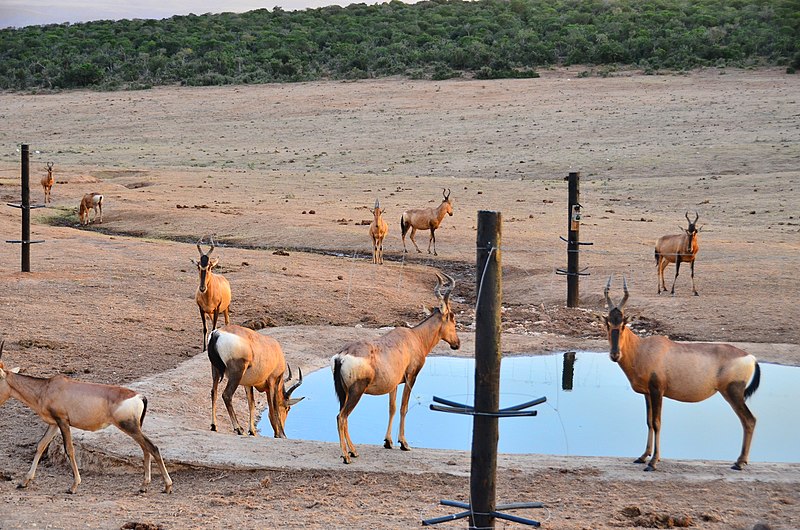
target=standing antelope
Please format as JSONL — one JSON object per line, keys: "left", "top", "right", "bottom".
{"left": 192, "top": 236, "right": 232, "bottom": 351}
{"left": 400, "top": 188, "right": 453, "bottom": 256}
{"left": 370, "top": 198, "right": 389, "bottom": 264}
{"left": 41, "top": 162, "right": 54, "bottom": 204}
{"left": 207, "top": 325, "right": 304, "bottom": 437}
{"left": 603, "top": 276, "right": 760, "bottom": 471}
{"left": 332, "top": 272, "right": 460, "bottom": 464}
{"left": 78, "top": 192, "right": 103, "bottom": 225}
{"left": 655, "top": 211, "right": 701, "bottom": 295}
{"left": 0, "top": 341, "right": 173, "bottom": 494}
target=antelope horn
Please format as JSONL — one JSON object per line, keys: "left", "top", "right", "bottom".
{"left": 196, "top": 239, "right": 204, "bottom": 255}
{"left": 284, "top": 366, "right": 303, "bottom": 398}
{"left": 374, "top": 198, "right": 380, "bottom": 209}
{"left": 438, "top": 272, "right": 455, "bottom": 300}
{"left": 208, "top": 235, "right": 215, "bottom": 255}
{"left": 620, "top": 276, "right": 630, "bottom": 309}
{"left": 0, "top": 340, "right": 4, "bottom": 360}
{"left": 604, "top": 275, "right": 615, "bottom": 310}
{"left": 685, "top": 211, "right": 691, "bottom": 224}
{"left": 693, "top": 211, "right": 699, "bottom": 224}
{"left": 46, "top": 161, "right": 53, "bottom": 169}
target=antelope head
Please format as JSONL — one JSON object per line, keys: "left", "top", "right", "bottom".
{"left": 45, "top": 162, "right": 53, "bottom": 175}
{"left": 442, "top": 188, "right": 453, "bottom": 216}
{"left": 371, "top": 198, "right": 384, "bottom": 217}
{"left": 191, "top": 235, "right": 218, "bottom": 293}
{"left": 434, "top": 272, "right": 460, "bottom": 350}
{"left": 683, "top": 211, "right": 701, "bottom": 252}
{"left": 276, "top": 365, "right": 305, "bottom": 436}
{"left": 603, "top": 275, "right": 630, "bottom": 363}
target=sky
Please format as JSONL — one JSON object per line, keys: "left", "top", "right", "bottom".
{"left": 0, "top": 0, "right": 376, "bottom": 29}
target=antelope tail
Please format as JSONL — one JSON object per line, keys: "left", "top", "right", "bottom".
{"left": 332, "top": 355, "right": 347, "bottom": 409}
{"left": 744, "top": 362, "right": 761, "bottom": 401}
{"left": 654, "top": 248, "right": 660, "bottom": 265}
{"left": 140, "top": 396, "right": 148, "bottom": 427}
{"left": 207, "top": 330, "right": 226, "bottom": 376}
{"left": 400, "top": 215, "right": 409, "bottom": 237}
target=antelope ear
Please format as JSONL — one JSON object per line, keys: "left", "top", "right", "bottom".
{"left": 422, "top": 305, "right": 432, "bottom": 317}
{"left": 11, "top": 367, "right": 20, "bottom": 374}
{"left": 210, "top": 258, "right": 219, "bottom": 268}
{"left": 287, "top": 397, "right": 305, "bottom": 406}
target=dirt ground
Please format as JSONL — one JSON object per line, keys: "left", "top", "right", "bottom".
{"left": 0, "top": 67, "right": 798, "bottom": 529}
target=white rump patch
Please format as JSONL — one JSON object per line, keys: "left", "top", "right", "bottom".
{"left": 332, "top": 354, "right": 370, "bottom": 388}
{"left": 115, "top": 395, "right": 144, "bottom": 422}
{"left": 215, "top": 331, "right": 244, "bottom": 365}
{"left": 92, "top": 195, "right": 103, "bottom": 206}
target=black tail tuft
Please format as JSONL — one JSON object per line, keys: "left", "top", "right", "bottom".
{"left": 207, "top": 330, "right": 227, "bottom": 376}
{"left": 333, "top": 356, "right": 346, "bottom": 410}
{"left": 654, "top": 248, "right": 660, "bottom": 265}
{"left": 140, "top": 396, "right": 148, "bottom": 427}
{"left": 744, "top": 362, "right": 761, "bottom": 401}
{"left": 400, "top": 215, "right": 409, "bottom": 237}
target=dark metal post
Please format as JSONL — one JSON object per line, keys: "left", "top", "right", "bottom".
{"left": 567, "top": 171, "right": 580, "bottom": 307}
{"left": 471, "top": 210, "right": 502, "bottom": 530}
{"left": 21, "top": 144, "right": 31, "bottom": 272}
{"left": 561, "top": 351, "right": 576, "bottom": 391}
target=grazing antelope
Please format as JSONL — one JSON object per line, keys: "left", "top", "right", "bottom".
{"left": 207, "top": 325, "right": 304, "bottom": 437}
{"left": 192, "top": 236, "right": 232, "bottom": 351}
{"left": 0, "top": 341, "right": 173, "bottom": 494}
{"left": 78, "top": 192, "right": 103, "bottom": 225}
{"left": 655, "top": 211, "right": 701, "bottom": 295}
{"left": 603, "top": 276, "right": 760, "bottom": 471}
{"left": 41, "top": 162, "right": 54, "bottom": 204}
{"left": 332, "top": 272, "right": 460, "bottom": 464}
{"left": 400, "top": 188, "right": 453, "bottom": 256}
{"left": 370, "top": 198, "right": 389, "bottom": 264}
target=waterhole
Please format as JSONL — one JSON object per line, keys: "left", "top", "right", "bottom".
{"left": 260, "top": 352, "right": 799, "bottom": 463}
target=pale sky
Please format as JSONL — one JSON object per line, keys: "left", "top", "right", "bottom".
{"left": 0, "top": 0, "right": 376, "bottom": 28}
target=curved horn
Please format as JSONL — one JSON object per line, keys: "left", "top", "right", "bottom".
{"left": 208, "top": 235, "right": 215, "bottom": 255}
{"left": 0, "top": 340, "right": 4, "bottom": 360}
{"left": 374, "top": 198, "right": 380, "bottom": 209}
{"left": 196, "top": 238, "right": 204, "bottom": 255}
{"left": 693, "top": 211, "right": 699, "bottom": 224}
{"left": 443, "top": 188, "right": 451, "bottom": 200}
{"left": 438, "top": 272, "right": 455, "bottom": 301}
{"left": 620, "top": 276, "right": 630, "bottom": 309}
{"left": 604, "top": 275, "right": 615, "bottom": 310}
{"left": 46, "top": 161, "right": 53, "bottom": 169}
{"left": 284, "top": 366, "right": 303, "bottom": 398}
{"left": 685, "top": 211, "right": 691, "bottom": 224}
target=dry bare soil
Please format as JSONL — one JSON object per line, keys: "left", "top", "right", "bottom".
{"left": 0, "top": 68, "right": 798, "bottom": 529}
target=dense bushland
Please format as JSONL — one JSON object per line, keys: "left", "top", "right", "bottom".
{"left": 1, "top": 0, "right": 797, "bottom": 90}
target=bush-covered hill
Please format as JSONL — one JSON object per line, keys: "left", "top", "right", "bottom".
{"left": 1, "top": 0, "right": 798, "bottom": 90}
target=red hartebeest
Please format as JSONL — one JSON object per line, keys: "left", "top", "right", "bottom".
{"left": 370, "top": 198, "right": 389, "bottom": 264}
{"left": 192, "top": 235, "right": 232, "bottom": 351}
{"left": 400, "top": 188, "right": 453, "bottom": 256}
{"left": 41, "top": 162, "right": 54, "bottom": 204}
{"left": 655, "top": 211, "right": 701, "bottom": 295}
{"left": 78, "top": 192, "right": 103, "bottom": 225}
{"left": 603, "top": 276, "right": 760, "bottom": 471}
{"left": 332, "top": 272, "right": 460, "bottom": 463}
{"left": 0, "top": 341, "right": 173, "bottom": 494}
{"left": 207, "top": 325, "right": 304, "bottom": 437}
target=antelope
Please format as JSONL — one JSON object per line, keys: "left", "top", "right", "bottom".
{"left": 332, "top": 272, "right": 460, "bottom": 464}
{"left": 78, "top": 192, "right": 103, "bottom": 225}
{"left": 207, "top": 325, "right": 304, "bottom": 437}
{"left": 400, "top": 188, "right": 453, "bottom": 256}
{"left": 370, "top": 198, "right": 389, "bottom": 264}
{"left": 0, "top": 341, "right": 173, "bottom": 494}
{"left": 41, "top": 162, "right": 54, "bottom": 204}
{"left": 655, "top": 211, "right": 701, "bottom": 295}
{"left": 603, "top": 276, "right": 760, "bottom": 471}
{"left": 192, "top": 235, "right": 231, "bottom": 351}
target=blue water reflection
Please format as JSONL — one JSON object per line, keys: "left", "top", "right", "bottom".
{"left": 260, "top": 352, "right": 799, "bottom": 463}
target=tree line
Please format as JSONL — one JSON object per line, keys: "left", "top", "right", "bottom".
{"left": 1, "top": 0, "right": 797, "bottom": 90}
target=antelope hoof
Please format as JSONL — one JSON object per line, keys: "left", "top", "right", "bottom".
{"left": 210, "top": 424, "right": 217, "bottom": 432}
{"left": 163, "top": 483, "right": 173, "bottom": 494}
{"left": 234, "top": 428, "right": 244, "bottom": 435}
{"left": 17, "top": 482, "right": 29, "bottom": 490}
{"left": 694, "top": 292, "right": 699, "bottom": 296}
{"left": 341, "top": 455, "right": 351, "bottom": 464}
{"left": 384, "top": 439, "right": 393, "bottom": 449}
{"left": 732, "top": 461, "right": 747, "bottom": 471}
{"left": 634, "top": 456, "right": 647, "bottom": 464}
{"left": 248, "top": 430, "right": 256, "bottom": 436}
{"left": 400, "top": 441, "right": 411, "bottom": 451}
{"left": 644, "top": 464, "right": 657, "bottom": 472}
{"left": 139, "top": 485, "right": 149, "bottom": 494}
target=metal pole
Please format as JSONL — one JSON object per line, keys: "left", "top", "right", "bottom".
{"left": 567, "top": 171, "right": 580, "bottom": 307}
{"left": 21, "top": 144, "right": 31, "bottom": 272}
{"left": 470, "top": 210, "right": 502, "bottom": 530}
